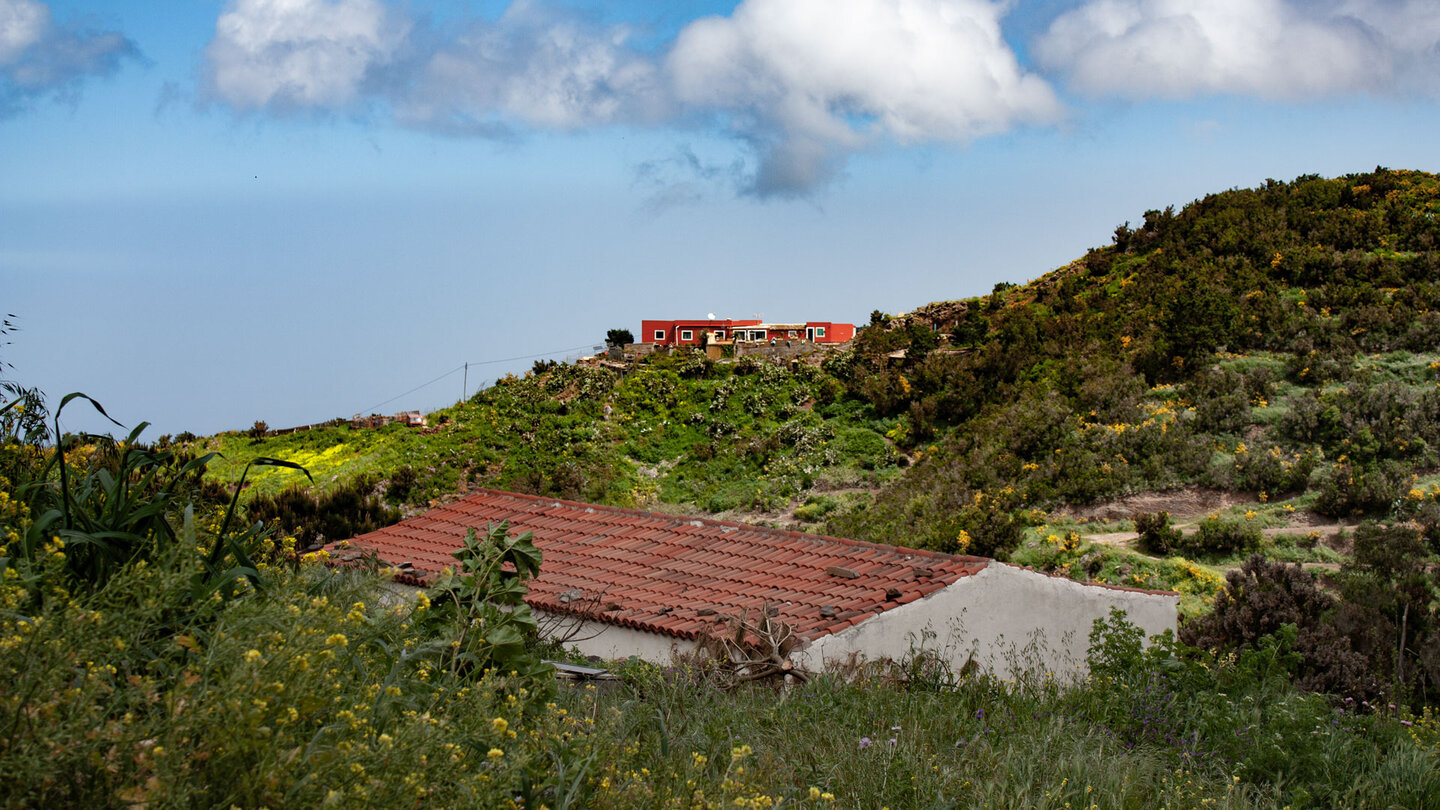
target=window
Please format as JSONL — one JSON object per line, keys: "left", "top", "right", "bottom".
{"left": 680, "top": 329, "right": 693, "bottom": 341}
{"left": 715, "top": 330, "right": 725, "bottom": 338}
{"left": 815, "top": 327, "right": 826, "bottom": 338}
{"left": 654, "top": 329, "right": 666, "bottom": 341}
{"left": 751, "top": 330, "right": 766, "bottom": 341}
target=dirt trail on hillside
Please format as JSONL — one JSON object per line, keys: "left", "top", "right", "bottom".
{"left": 1064, "top": 486, "right": 1357, "bottom": 556}
{"left": 1060, "top": 488, "right": 1256, "bottom": 522}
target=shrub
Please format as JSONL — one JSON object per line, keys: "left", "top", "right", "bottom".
{"left": 936, "top": 501, "right": 1034, "bottom": 561}
{"left": 1230, "top": 445, "right": 1317, "bottom": 495}
{"left": 1188, "top": 368, "right": 1251, "bottom": 434}
{"left": 1181, "top": 555, "right": 1375, "bottom": 700}
{"left": 388, "top": 464, "right": 418, "bottom": 502}
{"left": 830, "top": 427, "right": 892, "bottom": 469}
{"left": 793, "top": 495, "right": 837, "bottom": 522}
{"left": 1134, "top": 511, "right": 1183, "bottom": 555}
{"left": 246, "top": 475, "right": 401, "bottom": 551}
{"left": 1180, "top": 516, "right": 1263, "bottom": 556}
{"left": 1334, "top": 522, "right": 1440, "bottom": 705}
{"left": 1314, "top": 460, "right": 1407, "bottom": 517}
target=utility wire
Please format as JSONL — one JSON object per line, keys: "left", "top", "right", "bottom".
{"left": 360, "top": 365, "right": 465, "bottom": 415}
{"left": 359, "top": 342, "right": 600, "bottom": 415}
{"left": 465, "top": 343, "right": 596, "bottom": 367}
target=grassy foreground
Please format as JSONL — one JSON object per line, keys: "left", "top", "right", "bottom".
{"left": 2, "top": 551, "right": 1436, "bottom": 809}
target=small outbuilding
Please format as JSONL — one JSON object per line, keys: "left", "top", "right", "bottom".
{"left": 333, "top": 489, "right": 1176, "bottom": 676}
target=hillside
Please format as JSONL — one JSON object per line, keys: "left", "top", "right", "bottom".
{"left": 200, "top": 167, "right": 1438, "bottom": 555}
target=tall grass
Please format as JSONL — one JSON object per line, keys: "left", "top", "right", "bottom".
{"left": 3, "top": 543, "right": 1437, "bottom": 808}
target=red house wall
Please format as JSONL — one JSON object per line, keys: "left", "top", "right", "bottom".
{"left": 641, "top": 319, "right": 760, "bottom": 347}
{"left": 641, "top": 319, "right": 853, "bottom": 346}
{"left": 809, "top": 322, "right": 855, "bottom": 343}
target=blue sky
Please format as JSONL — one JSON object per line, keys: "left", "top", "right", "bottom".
{"left": 3, "top": 0, "right": 1439, "bottom": 437}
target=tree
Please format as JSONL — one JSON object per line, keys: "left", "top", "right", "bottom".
{"left": 605, "top": 328, "right": 634, "bottom": 347}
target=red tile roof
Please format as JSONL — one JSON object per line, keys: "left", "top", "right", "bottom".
{"left": 331, "top": 488, "right": 988, "bottom": 642}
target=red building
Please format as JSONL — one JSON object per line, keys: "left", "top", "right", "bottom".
{"left": 641, "top": 318, "right": 855, "bottom": 347}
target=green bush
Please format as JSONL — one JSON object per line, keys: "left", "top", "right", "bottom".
{"left": 829, "top": 427, "right": 892, "bottom": 469}
{"left": 387, "top": 464, "right": 418, "bottom": 501}
{"left": 246, "top": 475, "right": 401, "bottom": 550}
{"left": 1134, "top": 511, "right": 1183, "bottom": 555}
{"left": 1229, "top": 445, "right": 1318, "bottom": 496}
{"left": 1181, "top": 516, "right": 1264, "bottom": 557}
{"left": 1314, "top": 461, "right": 1408, "bottom": 517}
{"left": 793, "top": 495, "right": 838, "bottom": 522}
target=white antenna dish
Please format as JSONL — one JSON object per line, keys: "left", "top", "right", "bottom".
{"left": 707, "top": 312, "right": 716, "bottom": 320}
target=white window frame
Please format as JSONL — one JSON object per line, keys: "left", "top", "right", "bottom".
{"left": 680, "top": 329, "right": 693, "bottom": 341}
{"left": 654, "top": 329, "right": 666, "bottom": 341}
{"left": 814, "top": 326, "right": 826, "bottom": 338}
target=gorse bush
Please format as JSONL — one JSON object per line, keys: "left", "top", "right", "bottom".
{"left": 1314, "top": 460, "right": 1409, "bottom": 517}
{"left": 1184, "top": 515, "right": 1264, "bottom": 557}
{"left": 1134, "top": 511, "right": 1183, "bottom": 555}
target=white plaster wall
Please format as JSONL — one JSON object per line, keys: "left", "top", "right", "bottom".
{"left": 381, "top": 584, "right": 694, "bottom": 665}
{"left": 535, "top": 610, "right": 698, "bottom": 664}
{"left": 796, "top": 562, "right": 1178, "bottom": 678}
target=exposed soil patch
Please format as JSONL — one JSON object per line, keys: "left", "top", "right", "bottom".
{"left": 1060, "top": 487, "right": 1256, "bottom": 522}
{"left": 1068, "top": 487, "right": 1359, "bottom": 559}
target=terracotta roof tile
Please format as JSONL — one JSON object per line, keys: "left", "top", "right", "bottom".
{"left": 331, "top": 488, "right": 990, "bottom": 642}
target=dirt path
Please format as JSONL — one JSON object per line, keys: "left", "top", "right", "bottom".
{"left": 1062, "top": 486, "right": 1358, "bottom": 562}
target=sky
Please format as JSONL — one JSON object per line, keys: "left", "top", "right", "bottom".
{"left": 3, "top": 0, "right": 1439, "bottom": 437}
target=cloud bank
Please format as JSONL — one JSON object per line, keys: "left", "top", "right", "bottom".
{"left": 1035, "top": 0, "right": 1440, "bottom": 100}
{"left": 196, "top": 0, "right": 1440, "bottom": 195}
{"left": 202, "top": 0, "right": 1057, "bottom": 196}
{"left": 0, "top": 0, "right": 140, "bottom": 117}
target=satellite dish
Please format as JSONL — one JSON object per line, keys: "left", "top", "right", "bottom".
{"left": 707, "top": 312, "right": 716, "bottom": 320}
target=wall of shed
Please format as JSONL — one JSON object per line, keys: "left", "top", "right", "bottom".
{"left": 536, "top": 610, "right": 698, "bottom": 664}
{"left": 796, "top": 562, "right": 1177, "bottom": 678}
{"left": 378, "top": 585, "right": 695, "bottom": 665}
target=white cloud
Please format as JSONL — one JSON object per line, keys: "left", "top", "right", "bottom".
{"left": 198, "top": 0, "right": 1068, "bottom": 197}
{"left": 668, "top": 0, "right": 1062, "bottom": 195}
{"left": 0, "top": 0, "right": 139, "bottom": 116}
{"left": 396, "top": 3, "right": 663, "bottom": 134}
{"left": 1035, "top": 0, "right": 1440, "bottom": 100}
{"left": 203, "top": 0, "right": 407, "bottom": 111}
{"left": 0, "top": 0, "right": 46, "bottom": 64}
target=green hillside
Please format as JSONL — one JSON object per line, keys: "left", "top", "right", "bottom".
{"left": 203, "top": 168, "right": 1439, "bottom": 569}
{"left": 190, "top": 168, "right": 1440, "bottom": 700}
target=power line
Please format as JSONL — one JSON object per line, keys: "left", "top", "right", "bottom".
{"left": 465, "top": 343, "right": 596, "bottom": 367}
{"left": 359, "top": 342, "right": 600, "bottom": 416}
{"left": 360, "top": 365, "right": 465, "bottom": 415}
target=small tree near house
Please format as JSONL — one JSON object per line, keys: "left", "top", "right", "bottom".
{"left": 605, "top": 328, "right": 634, "bottom": 348}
